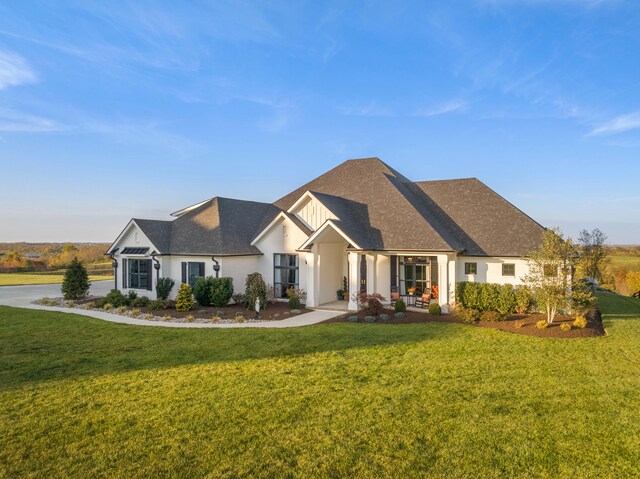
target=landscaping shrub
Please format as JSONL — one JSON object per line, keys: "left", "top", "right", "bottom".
{"left": 357, "top": 292, "right": 385, "bottom": 316}
{"left": 536, "top": 320, "right": 548, "bottom": 329}
{"left": 105, "top": 289, "right": 127, "bottom": 308}
{"left": 428, "top": 302, "right": 442, "bottom": 315}
{"left": 457, "top": 307, "right": 480, "bottom": 324}
{"left": 130, "top": 308, "right": 141, "bottom": 318}
{"left": 394, "top": 300, "right": 407, "bottom": 312}
{"left": 480, "top": 311, "right": 507, "bottom": 322}
{"left": 143, "top": 313, "right": 154, "bottom": 320}
{"left": 216, "top": 310, "right": 225, "bottom": 318}
{"left": 156, "top": 277, "right": 175, "bottom": 300}
{"left": 234, "top": 313, "right": 245, "bottom": 323}
{"left": 348, "top": 316, "right": 358, "bottom": 323}
{"left": 479, "top": 283, "right": 501, "bottom": 311}
{"left": 115, "top": 306, "right": 127, "bottom": 314}
{"left": 394, "top": 312, "right": 406, "bottom": 319}
{"left": 102, "top": 303, "right": 113, "bottom": 311}
{"left": 286, "top": 287, "right": 302, "bottom": 310}
{"left": 185, "top": 315, "right": 195, "bottom": 323}
{"left": 210, "top": 277, "right": 234, "bottom": 307}
{"left": 93, "top": 298, "right": 107, "bottom": 308}
{"left": 573, "top": 315, "right": 588, "bottom": 329}
{"left": 131, "top": 296, "right": 150, "bottom": 308}
{"left": 193, "top": 277, "right": 213, "bottom": 306}
{"left": 515, "top": 286, "right": 533, "bottom": 314}
{"left": 364, "top": 315, "right": 377, "bottom": 323}
{"left": 380, "top": 313, "right": 391, "bottom": 321}
{"left": 148, "top": 300, "right": 166, "bottom": 310}
{"left": 514, "top": 320, "right": 524, "bottom": 328}
{"left": 175, "top": 283, "right": 194, "bottom": 312}
{"left": 560, "top": 323, "right": 572, "bottom": 332}
{"left": 126, "top": 290, "right": 138, "bottom": 306}
{"left": 211, "top": 315, "right": 221, "bottom": 323}
{"left": 245, "top": 273, "right": 267, "bottom": 310}
{"left": 497, "top": 284, "right": 517, "bottom": 314}
{"left": 61, "top": 258, "right": 90, "bottom": 300}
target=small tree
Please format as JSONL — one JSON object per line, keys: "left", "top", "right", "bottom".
{"left": 525, "top": 228, "right": 576, "bottom": 324}
{"left": 156, "top": 277, "right": 175, "bottom": 300}
{"left": 356, "top": 292, "right": 385, "bottom": 316}
{"left": 577, "top": 228, "right": 608, "bottom": 282}
{"left": 61, "top": 257, "right": 90, "bottom": 300}
{"left": 175, "top": 283, "right": 194, "bottom": 312}
{"left": 245, "top": 272, "right": 267, "bottom": 310}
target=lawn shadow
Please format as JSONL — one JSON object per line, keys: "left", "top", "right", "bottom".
{"left": 0, "top": 306, "right": 469, "bottom": 391}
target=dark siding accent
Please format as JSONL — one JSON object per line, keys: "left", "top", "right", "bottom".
{"left": 146, "top": 259, "right": 153, "bottom": 291}
{"left": 122, "top": 259, "right": 127, "bottom": 289}
{"left": 390, "top": 255, "right": 397, "bottom": 288}
{"left": 430, "top": 256, "right": 438, "bottom": 286}
{"left": 181, "top": 262, "right": 187, "bottom": 284}
{"left": 360, "top": 254, "right": 367, "bottom": 293}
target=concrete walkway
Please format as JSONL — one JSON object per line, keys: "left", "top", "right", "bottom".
{"left": 0, "top": 281, "right": 345, "bottom": 328}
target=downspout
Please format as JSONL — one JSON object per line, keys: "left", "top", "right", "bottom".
{"left": 108, "top": 252, "right": 118, "bottom": 291}
{"left": 212, "top": 257, "right": 220, "bottom": 278}
{"left": 151, "top": 251, "right": 160, "bottom": 282}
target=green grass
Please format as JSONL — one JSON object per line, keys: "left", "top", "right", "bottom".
{"left": 1, "top": 293, "right": 640, "bottom": 478}
{"left": 0, "top": 273, "right": 113, "bottom": 286}
{"left": 608, "top": 254, "right": 640, "bottom": 272}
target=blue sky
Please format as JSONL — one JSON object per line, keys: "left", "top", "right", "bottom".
{"left": 0, "top": 0, "right": 639, "bottom": 244}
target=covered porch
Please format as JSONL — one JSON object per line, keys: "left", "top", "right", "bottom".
{"left": 301, "top": 222, "right": 456, "bottom": 312}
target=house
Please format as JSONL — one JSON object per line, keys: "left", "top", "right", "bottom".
{"left": 107, "top": 157, "right": 544, "bottom": 311}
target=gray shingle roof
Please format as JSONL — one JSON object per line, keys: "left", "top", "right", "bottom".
{"left": 133, "top": 198, "right": 280, "bottom": 256}
{"left": 128, "top": 157, "right": 544, "bottom": 257}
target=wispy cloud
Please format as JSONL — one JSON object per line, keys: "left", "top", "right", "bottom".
{"left": 0, "top": 108, "right": 62, "bottom": 132}
{"left": 414, "top": 100, "right": 468, "bottom": 117}
{"left": 337, "top": 102, "right": 393, "bottom": 117}
{"left": 0, "top": 49, "right": 37, "bottom": 89}
{"left": 587, "top": 112, "right": 640, "bottom": 136}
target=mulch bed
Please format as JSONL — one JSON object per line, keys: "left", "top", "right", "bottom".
{"left": 74, "top": 297, "right": 311, "bottom": 322}
{"left": 476, "top": 309, "right": 605, "bottom": 338}
{"left": 323, "top": 308, "right": 463, "bottom": 325}
{"left": 323, "top": 307, "right": 605, "bottom": 338}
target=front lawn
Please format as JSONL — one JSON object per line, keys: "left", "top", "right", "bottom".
{"left": 1, "top": 292, "right": 639, "bottom": 478}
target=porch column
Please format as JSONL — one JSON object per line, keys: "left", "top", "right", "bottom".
{"left": 436, "top": 254, "right": 449, "bottom": 313}
{"left": 347, "top": 252, "right": 359, "bottom": 311}
{"left": 448, "top": 256, "right": 457, "bottom": 308}
{"left": 366, "top": 253, "right": 375, "bottom": 295}
{"left": 305, "top": 251, "right": 316, "bottom": 307}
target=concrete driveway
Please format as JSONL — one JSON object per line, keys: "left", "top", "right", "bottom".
{"left": 0, "top": 280, "right": 343, "bottom": 328}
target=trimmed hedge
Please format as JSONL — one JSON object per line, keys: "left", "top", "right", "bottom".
{"left": 194, "top": 277, "right": 234, "bottom": 307}
{"left": 457, "top": 282, "right": 531, "bottom": 314}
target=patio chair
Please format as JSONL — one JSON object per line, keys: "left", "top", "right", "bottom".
{"left": 415, "top": 292, "right": 431, "bottom": 309}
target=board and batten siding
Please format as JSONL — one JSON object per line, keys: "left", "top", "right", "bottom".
{"left": 295, "top": 197, "right": 337, "bottom": 231}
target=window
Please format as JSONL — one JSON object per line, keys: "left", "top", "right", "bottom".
{"left": 502, "top": 263, "right": 515, "bottom": 277}
{"left": 181, "top": 262, "right": 205, "bottom": 288}
{"left": 128, "top": 258, "right": 151, "bottom": 290}
{"left": 464, "top": 262, "right": 477, "bottom": 275}
{"left": 274, "top": 254, "right": 299, "bottom": 298}
{"left": 399, "top": 256, "right": 431, "bottom": 295}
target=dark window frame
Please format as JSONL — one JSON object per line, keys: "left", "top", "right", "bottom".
{"left": 127, "top": 258, "right": 150, "bottom": 290}
{"left": 464, "top": 262, "right": 477, "bottom": 275}
{"left": 502, "top": 263, "right": 516, "bottom": 277}
{"left": 274, "top": 254, "right": 299, "bottom": 298}
{"left": 399, "top": 256, "right": 431, "bottom": 295}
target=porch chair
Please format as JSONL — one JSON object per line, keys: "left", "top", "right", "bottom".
{"left": 390, "top": 286, "right": 400, "bottom": 301}
{"left": 415, "top": 292, "right": 431, "bottom": 309}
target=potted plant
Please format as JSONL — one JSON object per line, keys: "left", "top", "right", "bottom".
{"left": 337, "top": 289, "right": 344, "bottom": 301}
{"left": 342, "top": 276, "right": 349, "bottom": 300}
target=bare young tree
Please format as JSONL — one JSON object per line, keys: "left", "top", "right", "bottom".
{"left": 525, "top": 228, "right": 576, "bottom": 324}
{"left": 577, "top": 228, "right": 607, "bottom": 282}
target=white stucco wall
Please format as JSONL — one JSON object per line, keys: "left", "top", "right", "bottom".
{"left": 455, "top": 256, "right": 530, "bottom": 286}
{"left": 317, "top": 243, "right": 344, "bottom": 304}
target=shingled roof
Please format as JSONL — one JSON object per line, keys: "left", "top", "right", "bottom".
{"left": 275, "top": 157, "right": 543, "bottom": 256}
{"left": 121, "top": 157, "right": 544, "bottom": 257}
{"left": 132, "top": 198, "right": 281, "bottom": 256}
